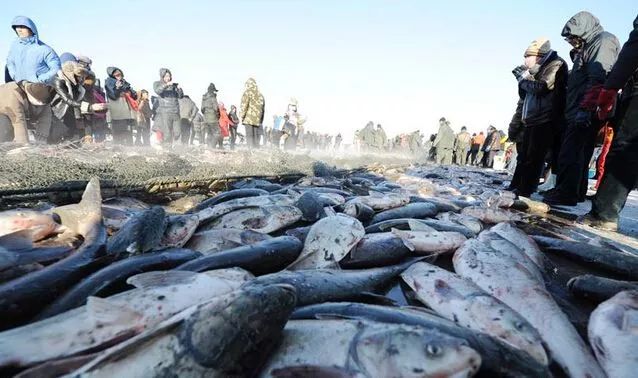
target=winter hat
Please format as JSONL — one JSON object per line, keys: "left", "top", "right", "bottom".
{"left": 289, "top": 97, "right": 298, "bottom": 106}
{"left": 76, "top": 55, "right": 92, "bottom": 68}
{"left": 22, "top": 82, "right": 56, "bottom": 105}
{"left": 208, "top": 83, "right": 218, "bottom": 93}
{"left": 61, "top": 61, "right": 89, "bottom": 85}
{"left": 60, "top": 52, "right": 77, "bottom": 64}
{"left": 525, "top": 38, "right": 551, "bottom": 57}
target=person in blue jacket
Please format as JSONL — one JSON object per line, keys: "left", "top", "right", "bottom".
{"left": 6, "top": 16, "right": 60, "bottom": 84}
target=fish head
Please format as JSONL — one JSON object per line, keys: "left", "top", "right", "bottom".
{"left": 353, "top": 326, "right": 481, "bottom": 377}
{"left": 185, "top": 284, "right": 297, "bottom": 374}
{"left": 160, "top": 215, "right": 199, "bottom": 247}
{"left": 0, "top": 209, "right": 59, "bottom": 241}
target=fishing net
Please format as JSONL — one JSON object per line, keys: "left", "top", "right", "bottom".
{"left": 0, "top": 142, "right": 423, "bottom": 192}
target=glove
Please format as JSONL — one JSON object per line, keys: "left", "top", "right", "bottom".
{"left": 512, "top": 66, "right": 530, "bottom": 82}
{"left": 574, "top": 110, "right": 592, "bottom": 129}
{"left": 579, "top": 84, "right": 603, "bottom": 111}
{"left": 596, "top": 88, "right": 619, "bottom": 121}
{"left": 90, "top": 103, "right": 108, "bottom": 112}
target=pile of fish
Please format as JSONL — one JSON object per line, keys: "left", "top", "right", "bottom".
{"left": 0, "top": 163, "right": 637, "bottom": 378}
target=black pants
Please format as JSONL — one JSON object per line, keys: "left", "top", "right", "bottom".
{"left": 482, "top": 150, "right": 497, "bottom": 168}
{"left": 112, "top": 119, "right": 132, "bottom": 145}
{"left": 135, "top": 120, "right": 150, "bottom": 146}
{"left": 244, "top": 125, "right": 259, "bottom": 148}
{"left": 229, "top": 126, "right": 238, "bottom": 149}
{"left": 554, "top": 117, "right": 599, "bottom": 201}
{"left": 157, "top": 112, "right": 181, "bottom": 144}
{"left": 270, "top": 129, "right": 283, "bottom": 149}
{"left": 467, "top": 148, "right": 479, "bottom": 165}
{"left": 204, "top": 122, "right": 222, "bottom": 148}
{"left": 180, "top": 119, "right": 192, "bottom": 145}
{"left": 510, "top": 124, "right": 553, "bottom": 196}
{"left": 591, "top": 95, "right": 638, "bottom": 222}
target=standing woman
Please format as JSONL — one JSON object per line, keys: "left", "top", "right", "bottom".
{"left": 135, "top": 89, "right": 152, "bottom": 145}
{"left": 218, "top": 101, "right": 232, "bottom": 149}
{"left": 105, "top": 66, "right": 137, "bottom": 145}
{"left": 228, "top": 105, "right": 239, "bottom": 150}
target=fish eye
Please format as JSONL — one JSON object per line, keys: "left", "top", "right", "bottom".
{"left": 514, "top": 321, "right": 525, "bottom": 330}
{"left": 425, "top": 344, "right": 442, "bottom": 357}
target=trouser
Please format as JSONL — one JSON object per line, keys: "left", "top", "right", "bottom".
{"left": 436, "top": 148, "right": 453, "bottom": 165}
{"left": 454, "top": 147, "right": 467, "bottom": 164}
{"left": 135, "top": 120, "right": 150, "bottom": 146}
{"left": 92, "top": 119, "right": 108, "bottom": 143}
{"left": 204, "top": 122, "right": 222, "bottom": 148}
{"left": 284, "top": 134, "right": 297, "bottom": 150}
{"left": 230, "top": 126, "right": 238, "bottom": 149}
{"left": 244, "top": 124, "right": 259, "bottom": 148}
{"left": 180, "top": 119, "right": 192, "bottom": 145}
{"left": 112, "top": 119, "right": 133, "bottom": 145}
{"left": 157, "top": 112, "right": 181, "bottom": 144}
{"left": 468, "top": 148, "right": 479, "bottom": 165}
{"left": 30, "top": 104, "right": 52, "bottom": 143}
{"left": 549, "top": 124, "right": 566, "bottom": 171}
{"left": 591, "top": 95, "right": 638, "bottom": 222}
{"left": 0, "top": 114, "right": 12, "bottom": 142}
{"left": 510, "top": 123, "right": 553, "bottom": 196}
{"left": 271, "top": 129, "right": 282, "bottom": 149}
{"left": 554, "top": 117, "right": 599, "bottom": 201}
{"left": 483, "top": 151, "right": 497, "bottom": 168}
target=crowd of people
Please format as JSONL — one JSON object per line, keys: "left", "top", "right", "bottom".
{"left": 0, "top": 16, "right": 348, "bottom": 151}
{"left": 505, "top": 11, "right": 638, "bottom": 232}
{"left": 0, "top": 11, "right": 636, "bottom": 232}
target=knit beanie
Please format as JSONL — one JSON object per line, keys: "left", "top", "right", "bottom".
{"left": 525, "top": 38, "right": 551, "bottom": 57}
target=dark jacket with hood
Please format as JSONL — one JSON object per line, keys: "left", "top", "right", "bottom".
{"left": 201, "top": 84, "right": 220, "bottom": 124}
{"left": 482, "top": 129, "right": 501, "bottom": 152}
{"left": 561, "top": 11, "right": 620, "bottom": 122}
{"left": 105, "top": 66, "right": 136, "bottom": 101}
{"left": 510, "top": 50, "right": 568, "bottom": 134}
{"left": 153, "top": 68, "right": 182, "bottom": 115}
{"left": 178, "top": 95, "right": 198, "bottom": 122}
{"left": 6, "top": 16, "right": 60, "bottom": 84}
{"left": 604, "top": 14, "right": 638, "bottom": 98}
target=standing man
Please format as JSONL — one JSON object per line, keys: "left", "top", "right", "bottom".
{"left": 6, "top": 16, "right": 60, "bottom": 84}
{"left": 454, "top": 126, "right": 472, "bottom": 165}
{"left": 6, "top": 16, "right": 61, "bottom": 143}
{"left": 178, "top": 94, "right": 199, "bottom": 145}
{"left": 105, "top": 67, "right": 136, "bottom": 145}
{"left": 153, "top": 68, "right": 183, "bottom": 146}
{"left": 375, "top": 124, "right": 387, "bottom": 151}
{"left": 240, "top": 78, "right": 265, "bottom": 149}
{"left": 543, "top": 12, "right": 620, "bottom": 206}
{"left": 481, "top": 126, "right": 501, "bottom": 168}
{"left": 432, "top": 117, "right": 455, "bottom": 165}
{"left": 581, "top": 15, "right": 638, "bottom": 231}
{"left": 508, "top": 38, "right": 568, "bottom": 196}
{"left": 228, "top": 105, "right": 240, "bottom": 149}
{"left": 201, "top": 83, "right": 221, "bottom": 148}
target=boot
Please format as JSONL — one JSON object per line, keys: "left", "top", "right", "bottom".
{"left": 537, "top": 173, "right": 556, "bottom": 193}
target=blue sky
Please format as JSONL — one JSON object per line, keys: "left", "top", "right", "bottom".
{"left": 1, "top": 0, "right": 635, "bottom": 142}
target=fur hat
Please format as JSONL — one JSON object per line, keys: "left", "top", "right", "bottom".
{"left": 22, "top": 82, "right": 56, "bottom": 105}
{"left": 525, "top": 38, "right": 551, "bottom": 57}
{"left": 61, "top": 61, "right": 89, "bottom": 85}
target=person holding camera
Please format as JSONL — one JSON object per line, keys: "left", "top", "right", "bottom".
{"left": 153, "top": 68, "right": 183, "bottom": 146}
{"left": 105, "top": 66, "right": 137, "bottom": 144}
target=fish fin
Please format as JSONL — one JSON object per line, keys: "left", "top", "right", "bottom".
{"left": 0, "top": 230, "right": 34, "bottom": 250}
{"left": 408, "top": 220, "right": 435, "bottom": 233}
{"left": 125, "top": 241, "right": 140, "bottom": 254}
{"left": 126, "top": 270, "right": 200, "bottom": 289}
{"left": 401, "top": 305, "right": 440, "bottom": 316}
{"left": 356, "top": 292, "right": 398, "bottom": 306}
{"left": 324, "top": 206, "right": 337, "bottom": 217}
{"left": 391, "top": 228, "right": 415, "bottom": 251}
{"left": 53, "top": 178, "right": 102, "bottom": 237}
{"left": 622, "top": 310, "right": 638, "bottom": 332}
{"left": 433, "top": 279, "right": 465, "bottom": 300}
{"left": 87, "top": 297, "right": 143, "bottom": 326}
{"left": 314, "top": 313, "right": 361, "bottom": 321}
